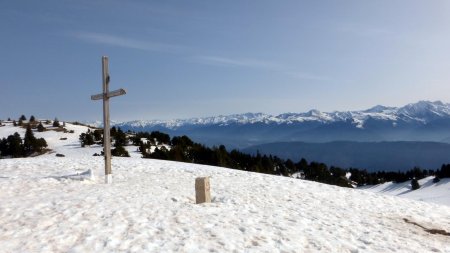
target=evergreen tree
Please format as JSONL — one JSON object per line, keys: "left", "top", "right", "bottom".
{"left": 23, "top": 125, "right": 37, "bottom": 155}
{"left": 114, "top": 128, "right": 127, "bottom": 147}
{"left": 7, "top": 132, "right": 23, "bottom": 157}
{"left": 19, "top": 115, "right": 26, "bottom": 121}
{"left": 150, "top": 131, "right": 171, "bottom": 144}
{"left": 30, "top": 115, "right": 36, "bottom": 122}
{"left": 285, "top": 159, "right": 296, "bottom": 175}
{"left": 93, "top": 129, "right": 103, "bottom": 142}
{"left": 34, "top": 138, "right": 47, "bottom": 153}
{"left": 438, "top": 164, "right": 450, "bottom": 178}
{"left": 53, "top": 118, "right": 60, "bottom": 127}
{"left": 111, "top": 128, "right": 129, "bottom": 157}
{"left": 171, "top": 135, "right": 194, "bottom": 147}
{"left": 111, "top": 145, "right": 130, "bottom": 157}
{"left": 139, "top": 142, "right": 148, "bottom": 156}
{"left": 148, "top": 147, "right": 169, "bottom": 160}
{"left": 79, "top": 132, "right": 95, "bottom": 147}
{"left": 296, "top": 158, "right": 308, "bottom": 172}
{"left": 13, "top": 120, "right": 17, "bottom": 126}
{"left": 0, "top": 138, "right": 8, "bottom": 157}
{"left": 110, "top": 126, "right": 117, "bottom": 137}
{"left": 215, "top": 145, "right": 232, "bottom": 168}
{"left": 411, "top": 178, "right": 420, "bottom": 190}
{"left": 37, "top": 122, "right": 45, "bottom": 132}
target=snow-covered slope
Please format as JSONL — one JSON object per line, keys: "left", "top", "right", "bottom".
{"left": 0, "top": 121, "right": 142, "bottom": 159}
{"left": 359, "top": 176, "right": 450, "bottom": 206}
{"left": 1, "top": 158, "right": 450, "bottom": 252}
{"left": 1, "top": 121, "right": 450, "bottom": 252}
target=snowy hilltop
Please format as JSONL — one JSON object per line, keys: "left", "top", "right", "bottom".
{"left": 1, "top": 121, "right": 450, "bottom": 252}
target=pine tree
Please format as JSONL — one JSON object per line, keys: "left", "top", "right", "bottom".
{"left": 0, "top": 137, "right": 8, "bottom": 157}
{"left": 411, "top": 178, "right": 420, "bottom": 190}
{"left": 53, "top": 118, "right": 60, "bottom": 127}
{"left": 93, "top": 129, "right": 103, "bottom": 142}
{"left": 114, "top": 128, "right": 127, "bottom": 147}
{"left": 79, "top": 132, "right": 95, "bottom": 147}
{"left": 37, "top": 122, "right": 45, "bottom": 132}
{"left": 33, "top": 138, "right": 47, "bottom": 153}
{"left": 19, "top": 115, "right": 26, "bottom": 121}
{"left": 110, "top": 126, "right": 117, "bottom": 137}
{"left": 111, "top": 145, "right": 130, "bottom": 157}
{"left": 23, "top": 125, "right": 37, "bottom": 155}
{"left": 30, "top": 115, "right": 36, "bottom": 122}
{"left": 285, "top": 159, "right": 296, "bottom": 175}
{"left": 438, "top": 164, "right": 450, "bottom": 178}
{"left": 7, "top": 132, "right": 23, "bottom": 157}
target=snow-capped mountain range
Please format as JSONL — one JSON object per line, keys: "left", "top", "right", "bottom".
{"left": 115, "top": 100, "right": 450, "bottom": 129}
{"left": 111, "top": 101, "right": 450, "bottom": 148}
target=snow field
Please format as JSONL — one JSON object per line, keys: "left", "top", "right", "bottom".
{"left": 1, "top": 157, "right": 449, "bottom": 252}
{"left": 359, "top": 176, "right": 450, "bottom": 206}
{"left": 1, "top": 121, "right": 450, "bottom": 252}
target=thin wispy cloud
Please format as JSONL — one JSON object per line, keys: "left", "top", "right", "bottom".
{"left": 195, "top": 56, "right": 280, "bottom": 69}
{"left": 337, "top": 23, "right": 394, "bottom": 38}
{"left": 71, "top": 31, "right": 331, "bottom": 81}
{"left": 196, "top": 55, "right": 330, "bottom": 81}
{"left": 70, "top": 31, "right": 183, "bottom": 53}
{"left": 285, "top": 71, "right": 331, "bottom": 81}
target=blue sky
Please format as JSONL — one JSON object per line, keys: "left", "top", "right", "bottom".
{"left": 1, "top": 0, "right": 450, "bottom": 121}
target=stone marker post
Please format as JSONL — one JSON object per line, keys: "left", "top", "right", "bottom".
{"left": 195, "top": 177, "right": 211, "bottom": 204}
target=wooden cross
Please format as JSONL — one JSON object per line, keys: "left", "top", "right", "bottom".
{"left": 91, "top": 56, "right": 126, "bottom": 184}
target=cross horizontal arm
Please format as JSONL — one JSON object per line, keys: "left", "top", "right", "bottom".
{"left": 91, "top": 88, "right": 127, "bottom": 100}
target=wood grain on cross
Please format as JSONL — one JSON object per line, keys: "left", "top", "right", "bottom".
{"left": 91, "top": 56, "right": 126, "bottom": 184}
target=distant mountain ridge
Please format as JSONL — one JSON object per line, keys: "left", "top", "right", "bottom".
{"left": 113, "top": 100, "right": 450, "bottom": 148}
{"left": 116, "top": 100, "right": 450, "bottom": 128}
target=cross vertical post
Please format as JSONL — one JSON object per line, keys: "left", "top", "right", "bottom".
{"left": 91, "top": 56, "right": 126, "bottom": 184}
{"left": 102, "top": 56, "right": 112, "bottom": 183}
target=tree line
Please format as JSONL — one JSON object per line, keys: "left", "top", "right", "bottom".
{"left": 78, "top": 128, "right": 450, "bottom": 188}
{"left": 0, "top": 125, "right": 47, "bottom": 158}
{"left": 79, "top": 126, "right": 129, "bottom": 157}
{"left": 130, "top": 131, "right": 450, "bottom": 188}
